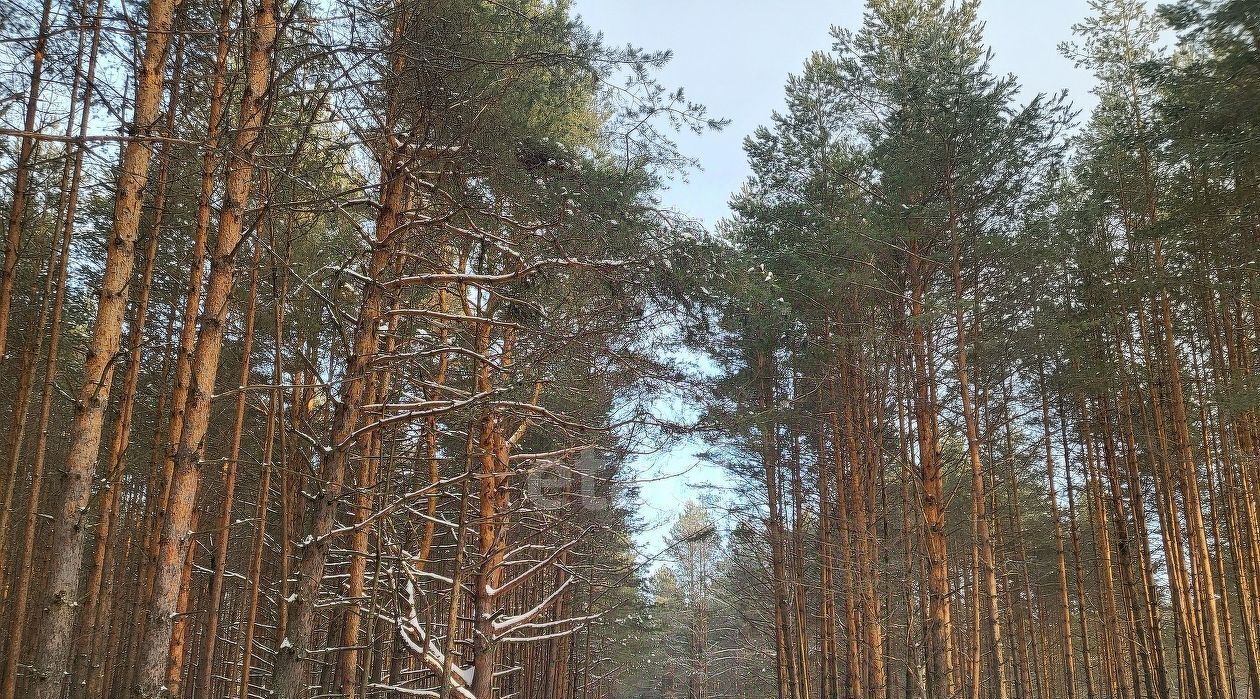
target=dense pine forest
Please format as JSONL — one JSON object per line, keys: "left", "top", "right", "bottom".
{"left": 0, "top": 0, "right": 1257, "bottom": 697}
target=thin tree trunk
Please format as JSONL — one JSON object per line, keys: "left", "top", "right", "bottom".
{"left": 269, "top": 31, "right": 407, "bottom": 690}
{"left": 1060, "top": 400, "right": 1100, "bottom": 699}
{"left": 909, "top": 246, "right": 954, "bottom": 699}
{"left": 817, "top": 420, "right": 840, "bottom": 699}
{"left": 0, "top": 215, "right": 57, "bottom": 602}
{"left": 950, "top": 246, "right": 1008, "bottom": 699}
{"left": 236, "top": 226, "right": 287, "bottom": 699}
{"left": 195, "top": 235, "right": 265, "bottom": 698}
{"left": 337, "top": 299, "right": 401, "bottom": 696}
{"left": 0, "top": 107, "right": 78, "bottom": 699}
{"left": 1152, "top": 268, "right": 1233, "bottom": 699}
{"left": 0, "top": 0, "right": 54, "bottom": 357}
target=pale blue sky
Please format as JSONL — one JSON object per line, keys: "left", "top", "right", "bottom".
{"left": 574, "top": 0, "right": 1103, "bottom": 553}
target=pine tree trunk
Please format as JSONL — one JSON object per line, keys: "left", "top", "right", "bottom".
{"left": 1152, "top": 269, "right": 1233, "bottom": 699}
{"left": 5, "top": 4, "right": 112, "bottom": 690}
{"left": 816, "top": 418, "right": 840, "bottom": 699}
{"left": 757, "top": 349, "right": 804, "bottom": 699}
{"left": 0, "top": 219, "right": 57, "bottom": 603}
{"left": 0, "top": 110, "right": 78, "bottom": 699}
{"left": 195, "top": 236, "right": 264, "bottom": 698}
{"left": 1059, "top": 400, "right": 1100, "bottom": 699}
{"left": 73, "top": 131, "right": 170, "bottom": 696}
{"left": 236, "top": 230, "right": 287, "bottom": 699}
{"left": 132, "top": 0, "right": 277, "bottom": 691}
{"left": 25, "top": 0, "right": 186, "bottom": 690}
{"left": 950, "top": 247, "right": 1009, "bottom": 699}
{"left": 269, "top": 58, "right": 406, "bottom": 695}
{"left": 0, "top": 0, "right": 54, "bottom": 358}
{"left": 337, "top": 290, "right": 403, "bottom": 694}
{"left": 909, "top": 247, "right": 954, "bottom": 699}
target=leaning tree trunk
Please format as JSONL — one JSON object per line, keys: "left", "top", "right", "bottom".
{"left": 25, "top": 0, "right": 186, "bottom": 692}
{"left": 131, "top": 0, "right": 278, "bottom": 692}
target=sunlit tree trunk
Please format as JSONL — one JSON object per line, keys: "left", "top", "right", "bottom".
{"left": 132, "top": 0, "right": 277, "bottom": 691}
{"left": 26, "top": 0, "right": 186, "bottom": 689}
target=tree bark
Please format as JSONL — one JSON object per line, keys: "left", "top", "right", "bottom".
{"left": 131, "top": 0, "right": 277, "bottom": 691}
{"left": 25, "top": 0, "right": 186, "bottom": 691}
